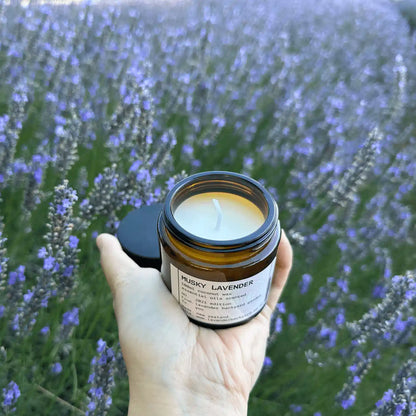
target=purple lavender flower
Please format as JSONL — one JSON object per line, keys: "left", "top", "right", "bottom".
{"left": 319, "top": 326, "right": 337, "bottom": 348}
{"left": 372, "top": 360, "right": 416, "bottom": 415}
{"left": 129, "top": 160, "right": 142, "bottom": 172}
{"left": 23, "top": 290, "right": 34, "bottom": 303}
{"left": 299, "top": 274, "right": 312, "bottom": 294}
{"left": 51, "top": 362, "right": 63, "bottom": 374}
{"left": 337, "top": 349, "right": 380, "bottom": 409}
{"left": 68, "top": 236, "right": 79, "bottom": 249}
{"left": 62, "top": 307, "right": 79, "bottom": 327}
{"left": 289, "top": 404, "right": 303, "bottom": 413}
{"left": 85, "top": 339, "right": 117, "bottom": 416}
{"left": 0, "top": 217, "right": 9, "bottom": 294}
{"left": 56, "top": 307, "right": 80, "bottom": 342}
{"left": 2, "top": 381, "right": 20, "bottom": 413}
{"left": 288, "top": 313, "right": 297, "bottom": 326}
{"left": 12, "top": 181, "right": 80, "bottom": 334}
{"left": 275, "top": 316, "right": 283, "bottom": 333}
{"left": 0, "top": 82, "right": 27, "bottom": 190}
{"left": 341, "top": 394, "right": 356, "bottom": 409}
{"left": 263, "top": 356, "right": 273, "bottom": 367}
{"left": 7, "top": 266, "right": 25, "bottom": 285}
{"left": 276, "top": 302, "right": 286, "bottom": 313}
{"left": 347, "top": 272, "right": 416, "bottom": 345}
{"left": 40, "top": 326, "right": 50, "bottom": 336}
{"left": 43, "top": 256, "right": 55, "bottom": 271}
{"left": 37, "top": 247, "right": 47, "bottom": 259}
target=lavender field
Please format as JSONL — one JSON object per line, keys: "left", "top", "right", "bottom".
{"left": 1, "top": 0, "right": 416, "bottom": 414}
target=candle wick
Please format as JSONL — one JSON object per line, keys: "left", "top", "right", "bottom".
{"left": 212, "top": 198, "right": 223, "bottom": 231}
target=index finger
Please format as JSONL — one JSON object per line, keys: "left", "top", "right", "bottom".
{"left": 266, "top": 230, "right": 293, "bottom": 310}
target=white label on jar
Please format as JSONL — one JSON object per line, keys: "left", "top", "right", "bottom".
{"left": 170, "top": 259, "right": 276, "bottom": 325}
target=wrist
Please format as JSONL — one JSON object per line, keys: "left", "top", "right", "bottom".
{"left": 128, "top": 380, "right": 248, "bottom": 416}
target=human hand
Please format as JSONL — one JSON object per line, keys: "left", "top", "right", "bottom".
{"left": 96, "top": 231, "right": 292, "bottom": 416}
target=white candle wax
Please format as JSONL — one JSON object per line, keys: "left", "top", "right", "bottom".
{"left": 173, "top": 192, "right": 265, "bottom": 240}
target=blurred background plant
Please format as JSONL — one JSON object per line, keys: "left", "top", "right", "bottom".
{"left": 0, "top": 0, "right": 415, "bottom": 414}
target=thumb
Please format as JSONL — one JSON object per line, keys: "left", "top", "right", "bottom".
{"left": 96, "top": 233, "right": 140, "bottom": 296}
{"left": 96, "top": 233, "right": 189, "bottom": 339}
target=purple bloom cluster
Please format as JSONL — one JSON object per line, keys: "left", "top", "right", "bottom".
{"left": 0, "top": 220, "right": 9, "bottom": 312}
{"left": 372, "top": 359, "right": 416, "bottom": 415}
{"left": 347, "top": 273, "right": 416, "bottom": 346}
{"left": 330, "top": 128, "right": 383, "bottom": 208}
{"left": 6, "top": 181, "right": 79, "bottom": 336}
{"left": 0, "top": 82, "right": 28, "bottom": 191}
{"left": 331, "top": 273, "right": 416, "bottom": 409}
{"left": 85, "top": 339, "right": 117, "bottom": 416}
{"left": 305, "top": 266, "right": 353, "bottom": 351}
{"left": 263, "top": 356, "right": 273, "bottom": 368}
{"left": 51, "top": 362, "right": 63, "bottom": 375}
{"left": 299, "top": 274, "right": 312, "bottom": 295}
{"left": 1, "top": 265, "right": 26, "bottom": 318}
{"left": 336, "top": 349, "right": 380, "bottom": 409}
{"left": 2, "top": 381, "right": 20, "bottom": 413}
{"left": 268, "top": 302, "right": 288, "bottom": 344}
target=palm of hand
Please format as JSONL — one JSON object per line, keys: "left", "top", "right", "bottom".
{"left": 114, "top": 267, "right": 270, "bottom": 401}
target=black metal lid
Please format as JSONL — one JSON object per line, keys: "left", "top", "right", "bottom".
{"left": 117, "top": 203, "right": 163, "bottom": 270}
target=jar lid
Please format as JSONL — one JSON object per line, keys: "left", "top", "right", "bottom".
{"left": 117, "top": 203, "right": 163, "bottom": 270}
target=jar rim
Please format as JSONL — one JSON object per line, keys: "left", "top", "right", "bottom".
{"left": 161, "top": 171, "right": 279, "bottom": 252}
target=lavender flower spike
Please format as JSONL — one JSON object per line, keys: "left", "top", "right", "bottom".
{"left": 0, "top": 219, "right": 8, "bottom": 294}
{"left": 12, "top": 181, "right": 79, "bottom": 336}
{"left": 0, "top": 81, "right": 28, "bottom": 190}
{"left": 85, "top": 339, "right": 117, "bottom": 416}
{"left": 56, "top": 307, "right": 80, "bottom": 344}
{"left": 43, "top": 180, "right": 79, "bottom": 299}
{"left": 372, "top": 359, "right": 416, "bottom": 415}
{"left": 53, "top": 107, "right": 81, "bottom": 179}
{"left": 2, "top": 381, "right": 21, "bottom": 413}
{"left": 347, "top": 272, "right": 416, "bottom": 346}
{"left": 389, "top": 54, "right": 407, "bottom": 121}
{"left": 330, "top": 127, "right": 383, "bottom": 207}
{"left": 336, "top": 349, "right": 380, "bottom": 409}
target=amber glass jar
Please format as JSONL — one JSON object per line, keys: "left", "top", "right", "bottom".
{"left": 157, "top": 171, "right": 281, "bottom": 328}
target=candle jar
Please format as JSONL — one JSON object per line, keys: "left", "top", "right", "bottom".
{"left": 157, "top": 171, "right": 281, "bottom": 329}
